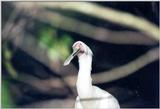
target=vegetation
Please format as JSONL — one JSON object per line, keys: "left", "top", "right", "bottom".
{"left": 2, "top": 2, "right": 159, "bottom": 108}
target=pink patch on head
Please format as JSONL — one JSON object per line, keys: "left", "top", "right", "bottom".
{"left": 73, "top": 42, "right": 85, "bottom": 53}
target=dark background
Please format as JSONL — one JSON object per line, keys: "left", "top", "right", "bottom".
{"left": 2, "top": 2, "right": 159, "bottom": 108}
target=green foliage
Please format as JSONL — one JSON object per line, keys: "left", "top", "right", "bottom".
{"left": 2, "top": 45, "right": 17, "bottom": 108}
{"left": 4, "top": 61, "right": 18, "bottom": 78}
{"left": 38, "top": 27, "right": 56, "bottom": 48}
{"left": 38, "top": 27, "right": 73, "bottom": 61}
{"left": 3, "top": 44, "right": 18, "bottom": 78}
{"left": 2, "top": 79, "right": 15, "bottom": 108}
{"left": 4, "top": 47, "right": 12, "bottom": 60}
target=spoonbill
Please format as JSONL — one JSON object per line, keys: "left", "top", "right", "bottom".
{"left": 64, "top": 41, "right": 120, "bottom": 109}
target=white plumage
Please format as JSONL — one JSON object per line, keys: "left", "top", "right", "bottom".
{"left": 64, "top": 41, "right": 120, "bottom": 109}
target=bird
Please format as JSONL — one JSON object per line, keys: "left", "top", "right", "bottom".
{"left": 64, "top": 41, "right": 120, "bottom": 109}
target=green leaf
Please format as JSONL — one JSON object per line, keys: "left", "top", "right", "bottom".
{"left": 2, "top": 80, "right": 15, "bottom": 108}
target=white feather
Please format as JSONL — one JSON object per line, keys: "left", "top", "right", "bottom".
{"left": 74, "top": 41, "right": 120, "bottom": 109}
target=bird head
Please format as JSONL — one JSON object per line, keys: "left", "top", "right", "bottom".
{"left": 64, "top": 41, "right": 92, "bottom": 66}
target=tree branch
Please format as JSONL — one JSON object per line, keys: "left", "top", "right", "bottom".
{"left": 13, "top": 3, "right": 158, "bottom": 45}
{"left": 14, "top": 2, "right": 160, "bottom": 40}
{"left": 92, "top": 47, "right": 159, "bottom": 84}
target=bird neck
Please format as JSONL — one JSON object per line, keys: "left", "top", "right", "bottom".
{"left": 78, "top": 54, "right": 92, "bottom": 75}
{"left": 76, "top": 54, "right": 93, "bottom": 98}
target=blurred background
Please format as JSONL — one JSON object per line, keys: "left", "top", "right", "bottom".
{"left": 1, "top": 2, "right": 159, "bottom": 108}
